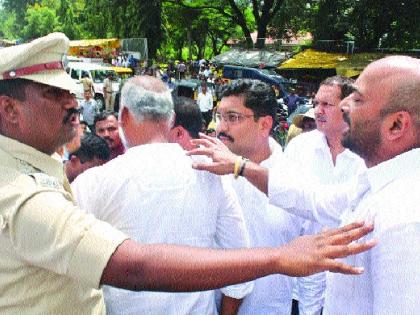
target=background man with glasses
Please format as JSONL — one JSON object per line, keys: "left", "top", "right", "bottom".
{"left": 213, "top": 79, "right": 325, "bottom": 315}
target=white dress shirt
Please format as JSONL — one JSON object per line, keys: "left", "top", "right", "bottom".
{"left": 226, "top": 139, "right": 319, "bottom": 315}
{"left": 269, "top": 147, "right": 420, "bottom": 314}
{"left": 72, "top": 143, "right": 252, "bottom": 315}
{"left": 197, "top": 91, "right": 213, "bottom": 112}
{"left": 284, "top": 130, "right": 367, "bottom": 315}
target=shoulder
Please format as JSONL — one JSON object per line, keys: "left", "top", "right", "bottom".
{"left": 370, "top": 173, "right": 420, "bottom": 236}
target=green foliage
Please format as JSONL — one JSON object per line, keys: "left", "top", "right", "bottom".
{"left": 0, "top": 0, "right": 417, "bottom": 59}
{"left": 22, "top": 3, "right": 61, "bottom": 40}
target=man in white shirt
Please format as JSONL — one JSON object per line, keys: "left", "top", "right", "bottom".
{"left": 72, "top": 76, "right": 253, "bottom": 315}
{"left": 213, "top": 79, "right": 325, "bottom": 315}
{"left": 189, "top": 55, "right": 420, "bottom": 315}
{"left": 197, "top": 82, "right": 214, "bottom": 127}
{"left": 285, "top": 76, "right": 366, "bottom": 315}
{"left": 78, "top": 90, "right": 99, "bottom": 129}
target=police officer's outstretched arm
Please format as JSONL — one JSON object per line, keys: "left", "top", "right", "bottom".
{"left": 100, "top": 222, "right": 376, "bottom": 292}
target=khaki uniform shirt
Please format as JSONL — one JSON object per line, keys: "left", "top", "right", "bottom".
{"left": 80, "top": 77, "right": 94, "bottom": 93}
{"left": 0, "top": 134, "right": 128, "bottom": 314}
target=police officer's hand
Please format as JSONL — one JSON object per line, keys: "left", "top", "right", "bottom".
{"left": 277, "top": 221, "right": 376, "bottom": 276}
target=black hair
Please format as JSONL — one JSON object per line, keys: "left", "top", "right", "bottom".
{"left": 94, "top": 110, "right": 118, "bottom": 127}
{"left": 320, "top": 75, "right": 355, "bottom": 100}
{"left": 0, "top": 78, "right": 34, "bottom": 102}
{"left": 172, "top": 96, "right": 203, "bottom": 139}
{"left": 221, "top": 79, "right": 277, "bottom": 125}
{"left": 70, "top": 134, "right": 110, "bottom": 163}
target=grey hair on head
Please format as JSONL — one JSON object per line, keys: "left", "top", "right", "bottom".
{"left": 120, "top": 76, "right": 174, "bottom": 122}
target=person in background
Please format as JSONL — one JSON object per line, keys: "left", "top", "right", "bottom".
{"left": 65, "top": 133, "right": 110, "bottom": 183}
{"left": 79, "top": 90, "right": 99, "bottom": 131}
{"left": 292, "top": 108, "right": 316, "bottom": 134}
{"left": 197, "top": 82, "right": 214, "bottom": 127}
{"left": 168, "top": 96, "right": 203, "bottom": 151}
{"left": 94, "top": 111, "right": 125, "bottom": 160}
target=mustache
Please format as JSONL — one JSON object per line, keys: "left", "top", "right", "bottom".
{"left": 62, "top": 108, "right": 80, "bottom": 124}
{"left": 316, "top": 114, "right": 327, "bottom": 122}
{"left": 217, "top": 132, "right": 234, "bottom": 142}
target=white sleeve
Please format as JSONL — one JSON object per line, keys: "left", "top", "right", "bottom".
{"left": 215, "top": 176, "right": 253, "bottom": 299}
{"left": 267, "top": 156, "right": 367, "bottom": 227}
{"left": 71, "top": 168, "right": 104, "bottom": 218}
{"left": 371, "top": 222, "right": 420, "bottom": 314}
{"left": 296, "top": 220, "right": 326, "bottom": 315}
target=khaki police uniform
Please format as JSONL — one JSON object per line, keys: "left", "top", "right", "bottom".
{"left": 0, "top": 135, "right": 128, "bottom": 314}
{"left": 0, "top": 33, "right": 128, "bottom": 314}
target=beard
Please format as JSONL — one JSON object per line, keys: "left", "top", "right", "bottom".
{"left": 341, "top": 112, "right": 382, "bottom": 164}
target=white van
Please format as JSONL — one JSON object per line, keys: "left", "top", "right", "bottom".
{"left": 66, "top": 62, "right": 120, "bottom": 110}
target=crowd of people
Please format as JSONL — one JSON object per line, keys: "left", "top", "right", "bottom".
{"left": 0, "top": 32, "right": 418, "bottom": 315}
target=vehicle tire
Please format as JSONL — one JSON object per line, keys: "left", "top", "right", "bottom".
{"left": 95, "top": 95, "right": 105, "bottom": 111}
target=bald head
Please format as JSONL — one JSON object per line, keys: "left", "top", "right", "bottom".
{"left": 368, "top": 56, "right": 420, "bottom": 123}
{"left": 341, "top": 55, "right": 420, "bottom": 166}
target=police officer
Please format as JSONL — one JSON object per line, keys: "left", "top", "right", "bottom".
{"left": 0, "top": 33, "right": 374, "bottom": 314}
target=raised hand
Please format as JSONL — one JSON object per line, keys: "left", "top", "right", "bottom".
{"left": 277, "top": 221, "right": 376, "bottom": 276}
{"left": 187, "top": 133, "right": 239, "bottom": 175}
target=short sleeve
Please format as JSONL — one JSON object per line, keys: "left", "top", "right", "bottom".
{"left": 9, "top": 190, "right": 128, "bottom": 289}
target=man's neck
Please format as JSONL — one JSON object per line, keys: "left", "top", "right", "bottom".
{"left": 243, "top": 139, "right": 272, "bottom": 165}
{"left": 325, "top": 134, "right": 345, "bottom": 165}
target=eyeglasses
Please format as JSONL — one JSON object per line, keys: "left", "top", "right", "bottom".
{"left": 214, "top": 112, "right": 257, "bottom": 125}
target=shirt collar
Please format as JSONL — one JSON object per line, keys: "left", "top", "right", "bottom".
{"left": 0, "top": 134, "right": 65, "bottom": 182}
{"left": 366, "top": 148, "right": 420, "bottom": 194}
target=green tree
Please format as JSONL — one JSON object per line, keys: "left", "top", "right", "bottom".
{"left": 167, "top": 0, "right": 286, "bottom": 49}
{"left": 22, "top": 3, "right": 61, "bottom": 40}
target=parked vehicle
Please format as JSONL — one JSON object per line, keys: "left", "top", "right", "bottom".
{"left": 222, "top": 65, "right": 295, "bottom": 98}
{"left": 65, "top": 62, "right": 120, "bottom": 110}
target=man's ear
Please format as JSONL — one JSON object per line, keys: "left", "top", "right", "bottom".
{"left": 171, "top": 126, "right": 183, "bottom": 138}
{"left": 259, "top": 115, "right": 273, "bottom": 135}
{"left": 383, "top": 111, "right": 411, "bottom": 141}
{"left": 0, "top": 96, "right": 20, "bottom": 124}
{"left": 119, "top": 106, "right": 129, "bottom": 127}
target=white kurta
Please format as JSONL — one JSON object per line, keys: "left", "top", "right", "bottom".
{"left": 72, "top": 143, "right": 252, "bottom": 315}
{"left": 285, "top": 129, "right": 367, "bottom": 315}
{"left": 269, "top": 146, "right": 420, "bottom": 314}
{"left": 228, "top": 139, "right": 322, "bottom": 315}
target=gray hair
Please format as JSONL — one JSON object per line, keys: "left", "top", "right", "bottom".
{"left": 120, "top": 76, "right": 174, "bottom": 123}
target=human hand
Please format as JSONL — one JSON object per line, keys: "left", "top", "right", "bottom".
{"left": 277, "top": 221, "right": 376, "bottom": 276}
{"left": 187, "top": 133, "right": 239, "bottom": 175}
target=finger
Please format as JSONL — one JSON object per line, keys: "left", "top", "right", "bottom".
{"left": 325, "top": 260, "right": 365, "bottom": 275}
{"left": 186, "top": 147, "right": 214, "bottom": 157}
{"left": 192, "top": 162, "right": 216, "bottom": 172}
{"left": 190, "top": 138, "right": 214, "bottom": 148}
{"left": 198, "top": 132, "right": 219, "bottom": 144}
{"left": 327, "top": 224, "right": 374, "bottom": 246}
{"left": 325, "top": 239, "right": 377, "bottom": 259}
{"left": 321, "top": 221, "right": 370, "bottom": 238}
